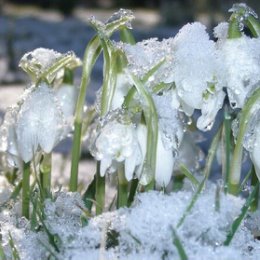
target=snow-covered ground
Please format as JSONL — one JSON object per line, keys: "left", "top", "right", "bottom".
{"left": 0, "top": 180, "right": 260, "bottom": 260}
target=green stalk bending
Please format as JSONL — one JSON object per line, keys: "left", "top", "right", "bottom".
{"left": 22, "top": 162, "right": 31, "bottom": 219}
{"left": 69, "top": 36, "right": 101, "bottom": 192}
{"left": 127, "top": 73, "right": 158, "bottom": 188}
{"left": 70, "top": 12, "right": 135, "bottom": 191}
{"left": 229, "top": 87, "right": 260, "bottom": 195}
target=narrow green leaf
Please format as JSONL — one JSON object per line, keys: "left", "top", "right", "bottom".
{"left": 171, "top": 226, "right": 188, "bottom": 260}
{"left": 82, "top": 176, "right": 96, "bottom": 211}
{"left": 179, "top": 164, "right": 199, "bottom": 187}
{"left": 238, "top": 168, "right": 252, "bottom": 193}
{"left": 224, "top": 182, "right": 260, "bottom": 246}
{"left": 120, "top": 28, "right": 135, "bottom": 44}
{"left": 177, "top": 127, "right": 221, "bottom": 228}
{"left": 0, "top": 242, "right": 7, "bottom": 260}
{"left": 8, "top": 232, "right": 20, "bottom": 260}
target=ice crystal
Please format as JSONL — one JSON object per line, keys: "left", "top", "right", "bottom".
{"left": 120, "top": 37, "right": 175, "bottom": 87}
{"left": 171, "top": 22, "right": 225, "bottom": 130}
{"left": 218, "top": 36, "right": 260, "bottom": 108}
{"left": 19, "top": 48, "right": 81, "bottom": 83}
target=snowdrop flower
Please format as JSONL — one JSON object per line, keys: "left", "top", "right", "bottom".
{"left": 91, "top": 118, "right": 142, "bottom": 180}
{"left": 0, "top": 83, "right": 78, "bottom": 164}
{"left": 136, "top": 124, "right": 175, "bottom": 187}
{"left": 19, "top": 48, "right": 81, "bottom": 84}
{"left": 171, "top": 22, "right": 226, "bottom": 131}
{"left": 216, "top": 34, "right": 260, "bottom": 108}
{"left": 120, "top": 38, "right": 175, "bottom": 87}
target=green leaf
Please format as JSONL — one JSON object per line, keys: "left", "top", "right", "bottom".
{"left": 179, "top": 164, "right": 199, "bottom": 187}
{"left": 224, "top": 182, "right": 260, "bottom": 246}
{"left": 82, "top": 176, "right": 96, "bottom": 211}
{"left": 171, "top": 226, "right": 188, "bottom": 260}
{"left": 8, "top": 232, "right": 20, "bottom": 260}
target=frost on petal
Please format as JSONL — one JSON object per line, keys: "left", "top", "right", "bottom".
{"left": 172, "top": 22, "right": 222, "bottom": 111}
{"left": 55, "top": 84, "right": 78, "bottom": 124}
{"left": 111, "top": 73, "right": 131, "bottom": 110}
{"left": 100, "top": 156, "right": 112, "bottom": 176}
{"left": 37, "top": 86, "right": 64, "bottom": 153}
{"left": 120, "top": 37, "right": 175, "bottom": 87}
{"left": 218, "top": 36, "right": 260, "bottom": 108}
{"left": 250, "top": 128, "right": 260, "bottom": 181}
{"left": 153, "top": 92, "right": 184, "bottom": 150}
{"left": 197, "top": 90, "right": 225, "bottom": 131}
{"left": 92, "top": 117, "right": 142, "bottom": 179}
{"left": 16, "top": 93, "right": 40, "bottom": 162}
{"left": 213, "top": 22, "right": 229, "bottom": 41}
{"left": 16, "top": 84, "right": 68, "bottom": 159}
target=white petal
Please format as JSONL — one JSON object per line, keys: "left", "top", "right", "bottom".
{"left": 37, "top": 85, "right": 62, "bottom": 153}
{"left": 100, "top": 157, "right": 112, "bottom": 177}
{"left": 197, "top": 90, "right": 225, "bottom": 131}
{"left": 124, "top": 154, "right": 136, "bottom": 181}
{"left": 155, "top": 132, "right": 174, "bottom": 187}
{"left": 16, "top": 96, "right": 39, "bottom": 162}
{"left": 136, "top": 124, "right": 147, "bottom": 178}
{"left": 55, "top": 84, "right": 78, "bottom": 118}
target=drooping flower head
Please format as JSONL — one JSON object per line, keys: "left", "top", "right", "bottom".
{"left": 0, "top": 83, "right": 78, "bottom": 165}
{"left": 89, "top": 112, "right": 142, "bottom": 181}
{"left": 171, "top": 22, "right": 226, "bottom": 131}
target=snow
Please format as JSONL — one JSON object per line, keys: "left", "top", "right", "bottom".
{"left": 1, "top": 181, "right": 260, "bottom": 260}
{"left": 218, "top": 36, "right": 260, "bottom": 108}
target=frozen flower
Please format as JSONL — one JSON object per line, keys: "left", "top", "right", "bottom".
{"left": 217, "top": 35, "right": 260, "bottom": 108}
{"left": 171, "top": 22, "right": 226, "bottom": 131}
{"left": 136, "top": 124, "right": 175, "bottom": 187}
{"left": 19, "top": 48, "right": 81, "bottom": 84}
{"left": 0, "top": 83, "right": 78, "bottom": 164}
{"left": 90, "top": 118, "right": 142, "bottom": 180}
{"left": 119, "top": 37, "right": 175, "bottom": 87}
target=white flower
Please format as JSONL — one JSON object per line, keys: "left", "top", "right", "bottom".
{"left": 93, "top": 119, "right": 142, "bottom": 180}
{"left": 217, "top": 35, "right": 260, "bottom": 108}
{"left": 171, "top": 22, "right": 225, "bottom": 131}
{"left": 136, "top": 124, "right": 175, "bottom": 187}
{"left": 0, "top": 83, "right": 77, "bottom": 164}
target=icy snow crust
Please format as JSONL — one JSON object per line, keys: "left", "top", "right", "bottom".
{"left": 1, "top": 183, "right": 260, "bottom": 260}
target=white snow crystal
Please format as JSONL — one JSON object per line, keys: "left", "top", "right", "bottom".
{"left": 218, "top": 36, "right": 260, "bottom": 108}
{"left": 171, "top": 22, "right": 225, "bottom": 131}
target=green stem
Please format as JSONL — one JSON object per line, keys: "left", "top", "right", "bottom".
{"left": 250, "top": 166, "right": 259, "bottom": 212}
{"left": 127, "top": 178, "right": 139, "bottom": 207}
{"left": 224, "top": 107, "right": 231, "bottom": 193}
{"left": 70, "top": 121, "right": 82, "bottom": 192}
{"left": 22, "top": 162, "right": 30, "bottom": 219}
{"left": 39, "top": 153, "right": 52, "bottom": 199}
{"left": 228, "top": 16, "right": 242, "bottom": 39}
{"left": 229, "top": 87, "right": 260, "bottom": 195}
{"left": 95, "top": 162, "right": 105, "bottom": 215}
{"left": 117, "top": 164, "right": 128, "bottom": 208}
{"left": 245, "top": 16, "right": 260, "bottom": 37}
{"left": 127, "top": 73, "right": 158, "bottom": 187}
{"left": 69, "top": 36, "right": 102, "bottom": 192}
